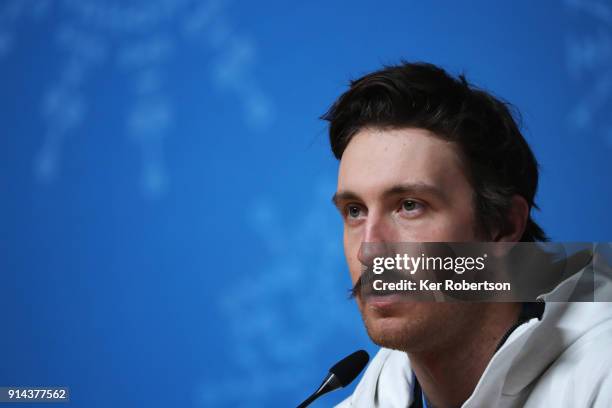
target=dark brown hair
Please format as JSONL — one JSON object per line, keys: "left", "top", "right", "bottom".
{"left": 322, "top": 61, "right": 547, "bottom": 242}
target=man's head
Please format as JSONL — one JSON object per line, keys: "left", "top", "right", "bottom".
{"left": 323, "top": 62, "right": 546, "bottom": 351}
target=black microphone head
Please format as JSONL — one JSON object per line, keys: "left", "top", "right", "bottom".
{"left": 329, "top": 350, "right": 370, "bottom": 387}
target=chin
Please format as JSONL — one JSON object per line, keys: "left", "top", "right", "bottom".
{"left": 359, "top": 301, "right": 461, "bottom": 352}
{"left": 360, "top": 304, "right": 431, "bottom": 351}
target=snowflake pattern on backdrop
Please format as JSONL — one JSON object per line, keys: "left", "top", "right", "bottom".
{"left": 0, "top": 0, "right": 273, "bottom": 197}
{"left": 565, "top": 0, "right": 612, "bottom": 147}
{"left": 193, "top": 180, "right": 367, "bottom": 407}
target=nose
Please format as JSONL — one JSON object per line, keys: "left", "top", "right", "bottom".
{"left": 357, "top": 212, "right": 394, "bottom": 267}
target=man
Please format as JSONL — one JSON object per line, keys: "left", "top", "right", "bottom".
{"left": 323, "top": 62, "right": 612, "bottom": 407}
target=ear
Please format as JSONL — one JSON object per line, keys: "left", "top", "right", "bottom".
{"left": 494, "top": 195, "right": 529, "bottom": 243}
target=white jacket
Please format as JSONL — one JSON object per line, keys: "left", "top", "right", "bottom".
{"left": 337, "top": 264, "right": 612, "bottom": 407}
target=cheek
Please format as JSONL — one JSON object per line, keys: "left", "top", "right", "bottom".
{"left": 344, "top": 228, "right": 362, "bottom": 284}
{"left": 429, "top": 209, "right": 478, "bottom": 241}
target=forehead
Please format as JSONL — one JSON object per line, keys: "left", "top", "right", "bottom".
{"left": 337, "top": 127, "right": 469, "bottom": 196}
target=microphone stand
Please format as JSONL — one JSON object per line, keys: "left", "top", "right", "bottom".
{"left": 296, "top": 372, "right": 342, "bottom": 408}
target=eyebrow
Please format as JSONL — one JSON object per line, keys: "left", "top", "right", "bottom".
{"left": 331, "top": 182, "right": 449, "bottom": 209}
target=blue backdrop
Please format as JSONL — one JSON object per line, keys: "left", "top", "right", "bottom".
{"left": 1, "top": 0, "right": 611, "bottom": 407}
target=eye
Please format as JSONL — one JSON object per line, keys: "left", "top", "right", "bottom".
{"left": 347, "top": 205, "right": 362, "bottom": 219}
{"left": 400, "top": 199, "right": 424, "bottom": 215}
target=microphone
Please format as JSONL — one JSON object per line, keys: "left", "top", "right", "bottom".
{"left": 296, "top": 350, "right": 370, "bottom": 408}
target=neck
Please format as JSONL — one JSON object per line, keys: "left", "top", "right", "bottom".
{"left": 408, "top": 303, "right": 521, "bottom": 408}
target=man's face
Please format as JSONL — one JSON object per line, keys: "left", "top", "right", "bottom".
{"left": 334, "top": 127, "right": 485, "bottom": 351}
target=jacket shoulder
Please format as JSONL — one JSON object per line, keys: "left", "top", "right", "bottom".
{"left": 525, "top": 317, "right": 612, "bottom": 407}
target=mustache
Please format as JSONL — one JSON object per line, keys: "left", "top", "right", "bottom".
{"left": 348, "top": 274, "right": 364, "bottom": 299}
{"left": 348, "top": 268, "right": 417, "bottom": 300}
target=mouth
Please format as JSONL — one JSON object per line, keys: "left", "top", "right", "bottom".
{"left": 363, "top": 293, "right": 406, "bottom": 311}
